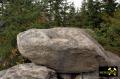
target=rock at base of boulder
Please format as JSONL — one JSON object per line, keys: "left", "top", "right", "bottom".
{"left": 0, "top": 70, "right": 6, "bottom": 78}
{"left": 0, "top": 63, "right": 57, "bottom": 79}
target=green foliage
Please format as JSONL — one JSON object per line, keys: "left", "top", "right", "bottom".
{"left": 0, "top": 0, "right": 120, "bottom": 70}
{"left": 80, "top": 0, "right": 120, "bottom": 54}
{"left": 80, "top": 0, "right": 103, "bottom": 29}
{"left": 42, "top": 0, "right": 73, "bottom": 26}
{"left": 93, "top": 9, "right": 120, "bottom": 53}
{"left": 3, "top": 0, "right": 42, "bottom": 25}
{"left": 0, "top": 23, "right": 49, "bottom": 70}
{"left": 0, "top": 0, "right": 50, "bottom": 70}
{"left": 102, "top": 0, "right": 118, "bottom": 16}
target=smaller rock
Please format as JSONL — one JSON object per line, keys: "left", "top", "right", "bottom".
{"left": 0, "top": 63, "right": 57, "bottom": 79}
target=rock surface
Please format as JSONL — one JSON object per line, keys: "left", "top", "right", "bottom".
{"left": 0, "top": 70, "right": 6, "bottom": 78}
{"left": 17, "top": 27, "right": 120, "bottom": 73}
{"left": 0, "top": 63, "right": 57, "bottom": 79}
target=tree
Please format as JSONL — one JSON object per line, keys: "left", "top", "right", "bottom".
{"left": 2, "top": 0, "right": 42, "bottom": 26}
{"left": 0, "top": 0, "right": 44, "bottom": 70}
{"left": 0, "top": 0, "right": 3, "bottom": 16}
{"left": 41, "top": 0, "right": 71, "bottom": 26}
{"left": 0, "top": 0, "right": 7, "bottom": 17}
{"left": 80, "top": 0, "right": 102, "bottom": 29}
{"left": 60, "top": 0, "right": 70, "bottom": 26}
{"left": 80, "top": 0, "right": 88, "bottom": 27}
{"left": 102, "top": 0, "right": 118, "bottom": 16}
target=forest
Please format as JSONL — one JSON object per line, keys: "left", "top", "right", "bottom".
{"left": 0, "top": 0, "right": 120, "bottom": 70}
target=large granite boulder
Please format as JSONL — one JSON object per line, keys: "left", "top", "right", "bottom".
{"left": 0, "top": 63, "right": 57, "bottom": 79}
{"left": 17, "top": 27, "right": 120, "bottom": 73}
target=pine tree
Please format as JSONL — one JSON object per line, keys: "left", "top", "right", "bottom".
{"left": 63, "top": 2, "right": 83, "bottom": 27}
{"left": 0, "top": 0, "right": 7, "bottom": 17}
{"left": 80, "top": 0, "right": 88, "bottom": 27}
{"left": 81, "top": 0, "right": 102, "bottom": 29}
{"left": 44, "top": 0, "right": 62, "bottom": 26}
{"left": 42, "top": 0, "right": 70, "bottom": 26}
{"left": 102, "top": 0, "right": 118, "bottom": 16}
{"left": 3, "top": 0, "right": 41, "bottom": 25}
{"left": 60, "top": 0, "right": 70, "bottom": 26}
{"left": 67, "top": 3, "right": 77, "bottom": 26}
{"left": 0, "top": 0, "right": 3, "bottom": 16}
